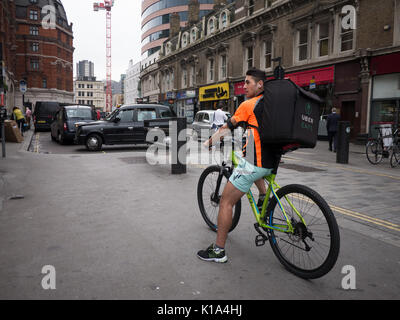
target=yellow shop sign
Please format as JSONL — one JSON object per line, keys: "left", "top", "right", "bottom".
{"left": 199, "top": 83, "right": 230, "bottom": 102}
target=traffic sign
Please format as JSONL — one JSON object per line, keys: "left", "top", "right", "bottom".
{"left": 19, "top": 80, "right": 27, "bottom": 93}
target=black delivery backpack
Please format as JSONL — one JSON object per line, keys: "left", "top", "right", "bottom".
{"left": 260, "top": 78, "right": 322, "bottom": 148}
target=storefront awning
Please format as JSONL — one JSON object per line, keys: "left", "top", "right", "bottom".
{"left": 268, "top": 66, "right": 335, "bottom": 87}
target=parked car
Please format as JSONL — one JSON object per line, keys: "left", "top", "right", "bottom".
{"left": 192, "top": 110, "right": 231, "bottom": 140}
{"left": 51, "top": 105, "right": 96, "bottom": 144}
{"left": 74, "top": 104, "right": 175, "bottom": 151}
{"left": 33, "top": 101, "right": 61, "bottom": 131}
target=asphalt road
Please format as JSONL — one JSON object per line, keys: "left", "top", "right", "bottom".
{"left": 0, "top": 130, "right": 399, "bottom": 300}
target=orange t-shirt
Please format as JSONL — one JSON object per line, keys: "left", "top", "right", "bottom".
{"left": 232, "top": 94, "right": 282, "bottom": 169}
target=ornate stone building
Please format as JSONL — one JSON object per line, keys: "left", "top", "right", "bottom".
{"left": 143, "top": 0, "right": 400, "bottom": 140}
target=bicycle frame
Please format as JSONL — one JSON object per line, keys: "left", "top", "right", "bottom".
{"left": 230, "top": 150, "right": 306, "bottom": 234}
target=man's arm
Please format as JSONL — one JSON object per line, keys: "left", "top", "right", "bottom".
{"left": 204, "top": 117, "right": 238, "bottom": 148}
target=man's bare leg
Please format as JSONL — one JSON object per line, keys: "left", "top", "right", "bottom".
{"left": 215, "top": 182, "right": 245, "bottom": 249}
{"left": 254, "top": 178, "right": 266, "bottom": 195}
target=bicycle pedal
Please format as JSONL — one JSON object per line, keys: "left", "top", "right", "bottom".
{"left": 255, "top": 235, "right": 267, "bottom": 247}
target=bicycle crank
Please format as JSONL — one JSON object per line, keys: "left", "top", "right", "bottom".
{"left": 254, "top": 223, "right": 269, "bottom": 247}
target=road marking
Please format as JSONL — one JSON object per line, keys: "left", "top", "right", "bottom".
{"left": 330, "top": 205, "right": 400, "bottom": 232}
{"left": 34, "top": 133, "right": 40, "bottom": 153}
{"left": 288, "top": 193, "right": 400, "bottom": 232}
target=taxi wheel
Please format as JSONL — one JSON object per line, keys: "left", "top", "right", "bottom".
{"left": 86, "top": 134, "right": 102, "bottom": 151}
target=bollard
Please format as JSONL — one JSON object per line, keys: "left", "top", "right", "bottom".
{"left": 171, "top": 117, "right": 187, "bottom": 174}
{"left": 336, "top": 121, "right": 351, "bottom": 164}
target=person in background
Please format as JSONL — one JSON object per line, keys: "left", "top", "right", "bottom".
{"left": 326, "top": 107, "right": 341, "bottom": 152}
{"left": 212, "top": 102, "right": 228, "bottom": 131}
{"left": 25, "top": 107, "right": 32, "bottom": 129}
{"left": 13, "top": 107, "right": 26, "bottom": 136}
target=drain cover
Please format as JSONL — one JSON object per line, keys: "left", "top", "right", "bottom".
{"left": 119, "top": 157, "right": 148, "bottom": 164}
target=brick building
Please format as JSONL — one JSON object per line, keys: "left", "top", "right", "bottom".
{"left": 142, "top": 0, "right": 400, "bottom": 141}
{"left": 14, "top": 0, "right": 74, "bottom": 111}
{"left": 0, "top": 0, "right": 17, "bottom": 111}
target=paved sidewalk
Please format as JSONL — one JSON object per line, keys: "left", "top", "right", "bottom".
{"left": 0, "top": 131, "right": 399, "bottom": 299}
{"left": 0, "top": 128, "right": 34, "bottom": 209}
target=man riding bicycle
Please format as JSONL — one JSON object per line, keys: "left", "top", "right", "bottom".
{"left": 197, "top": 68, "right": 282, "bottom": 263}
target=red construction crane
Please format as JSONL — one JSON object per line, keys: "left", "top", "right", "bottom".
{"left": 93, "top": 0, "right": 114, "bottom": 112}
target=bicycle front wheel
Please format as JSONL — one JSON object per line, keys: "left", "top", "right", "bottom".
{"left": 366, "top": 140, "right": 383, "bottom": 165}
{"left": 197, "top": 165, "right": 241, "bottom": 233}
{"left": 266, "top": 184, "right": 340, "bottom": 279}
{"left": 390, "top": 145, "right": 400, "bottom": 168}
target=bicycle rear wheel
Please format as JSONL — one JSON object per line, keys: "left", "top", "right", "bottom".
{"left": 197, "top": 165, "right": 241, "bottom": 232}
{"left": 366, "top": 140, "right": 384, "bottom": 165}
{"left": 266, "top": 184, "right": 340, "bottom": 279}
{"left": 390, "top": 145, "right": 400, "bottom": 168}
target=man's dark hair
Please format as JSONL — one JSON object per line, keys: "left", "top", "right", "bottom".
{"left": 246, "top": 68, "right": 266, "bottom": 84}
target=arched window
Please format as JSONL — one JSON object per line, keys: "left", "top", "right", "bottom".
{"left": 182, "top": 32, "right": 189, "bottom": 48}
{"left": 190, "top": 27, "right": 198, "bottom": 43}
{"left": 208, "top": 17, "right": 216, "bottom": 35}
{"left": 220, "top": 10, "right": 229, "bottom": 29}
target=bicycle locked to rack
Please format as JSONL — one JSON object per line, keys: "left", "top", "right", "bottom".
{"left": 197, "top": 126, "right": 341, "bottom": 279}
{"left": 366, "top": 125, "right": 400, "bottom": 168}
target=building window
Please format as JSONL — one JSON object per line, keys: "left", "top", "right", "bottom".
{"left": 30, "top": 26, "right": 39, "bottom": 36}
{"left": 297, "top": 27, "right": 308, "bottom": 61}
{"left": 42, "top": 78, "right": 47, "bottom": 88}
{"left": 189, "top": 66, "right": 195, "bottom": 87}
{"left": 220, "top": 11, "right": 228, "bottom": 29}
{"left": 190, "top": 27, "right": 198, "bottom": 43}
{"left": 340, "top": 27, "right": 354, "bottom": 52}
{"left": 182, "top": 32, "right": 189, "bottom": 48}
{"left": 182, "top": 68, "right": 187, "bottom": 88}
{"left": 246, "top": 46, "right": 254, "bottom": 70}
{"left": 208, "top": 17, "right": 216, "bottom": 35}
{"left": 263, "top": 40, "right": 272, "bottom": 69}
{"left": 248, "top": 0, "right": 255, "bottom": 15}
{"left": 31, "top": 42, "right": 39, "bottom": 52}
{"left": 220, "top": 55, "right": 227, "bottom": 79}
{"left": 318, "top": 21, "right": 330, "bottom": 57}
{"left": 30, "top": 59, "right": 39, "bottom": 70}
{"left": 29, "top": 10, "right": 38, "bottom": 21}
{"left": 208, "top": 58, "right": 215, "bottom": 82}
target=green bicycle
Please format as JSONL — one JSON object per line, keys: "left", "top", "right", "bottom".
{"left": 197, "top": 133, "right": 341, "bottom": 280}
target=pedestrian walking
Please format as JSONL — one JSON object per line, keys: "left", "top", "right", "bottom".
{"left": 25, "top": 107, "right": 32, "bottom": 129}
{"left": 326, "top": 107, "right": 341, "bottom": 152}
{"left": 12, "top": 107, "right": 26, "bottom": 136}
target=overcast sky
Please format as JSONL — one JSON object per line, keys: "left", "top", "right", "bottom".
{"left": 62, "top": 0, "right": 142, "bottom": 82}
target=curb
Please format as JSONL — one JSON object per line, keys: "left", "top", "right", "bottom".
{"left": 20, "top": 129, "right": 35, "bottom": 153}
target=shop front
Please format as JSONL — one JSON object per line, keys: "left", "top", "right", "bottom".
{"left": 199, "top": 82, "right": 230, "bottom": 111}
{"left": 234, "top": 82, "right": 246, "bottom": 111}
{"left": 284, "top": 66, "right": 335, "bottom": 116}
{"left": 176, "top": 90, "right": 197, "bottom": 123}
{"left": 160, "top": 92, "right": 176, "bottom": 109}
{"left": 370, "top": 53, "right": 400, "bottom": 138}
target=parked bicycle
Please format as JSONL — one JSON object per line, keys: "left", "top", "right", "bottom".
{"left": 197, "top": 128, "right": 341, "bottom": 279}
{"left": 390, "top": 129, "right": 400, "bottom": 168}
{"left": 366, "top": 125, "right": 399, "bottom": 166}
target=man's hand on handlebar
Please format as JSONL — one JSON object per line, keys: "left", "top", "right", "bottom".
{"left": 203, "top": 117, "right": 237, "bottom": 150}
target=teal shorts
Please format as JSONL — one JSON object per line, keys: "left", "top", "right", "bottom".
{"left": 229, "top": 153, "right": 273, "bottom": 193}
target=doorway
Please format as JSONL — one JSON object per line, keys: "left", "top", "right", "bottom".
{"left": 340, "top": 101, "right": 356, "bottom": 139}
